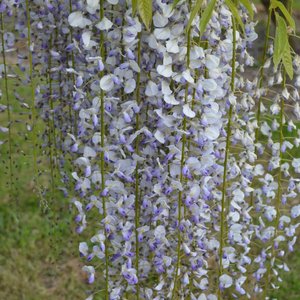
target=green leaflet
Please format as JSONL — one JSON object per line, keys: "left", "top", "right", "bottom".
{"left": 273, "top": 13, "right": 294, "bottom": 79}
{"left": 132, "top": 0, "right": 138, "bottom": 16}
{"left": 239, "top": 0, "right": 254, "bottom": 20}
{"left": 273, "top": 13, "right": 288, "bottom": 69}
{"left": 186, "top": 0, "right": 204, "bottom": 32}
{"left": 138, "top": 0, "right": 152, "bottom": 30}
{"left": 282, "top": 41, "right": 294, "bottom": 80}
{"left": 225, "top": 0, "right": 245, "bottom": 33}
{"left": 270, "top": 0, "right": 295, "bottom": 31}
{"left": 199, "top": 0, "right": 217, "bottom": 35}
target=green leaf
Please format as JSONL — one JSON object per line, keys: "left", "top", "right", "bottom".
{"left": 199, "top": 0, "right": 217, "bottom": 35}
{"left": 225, "top": 0, "right": 245, "bottom": 33}
{"left": 239, "top": 0, "right": 254, "bottom": 20}
{"left": 132, "top": 0, "right": 138, "bottom": 16}
{"left": 282, "top": 41, "right": 294, "bottom": 79}
{"left": 138, "top": 0, "right": 152, "bottom": 30}
{"left": 270, "top": 0, "right": 295, "bottom": 31}
{"left": 186, "top": 0, "right": 204, "bottom": 33}
{"left": 273, "top": 13, "right": 288, "bottom": 68}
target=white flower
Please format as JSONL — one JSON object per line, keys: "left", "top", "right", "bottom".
{"left": 282, "top": 88, "right": 290, "bottom": 100}
{"left": 254, "top": 164, "right": 264, "bottom": 176}
{"left": 154, "top": 27, "right": 170, "bottom": 40}
{"left": 100, "top": 75, "right": 114, "bottom": 91}
{"left": 157, "top": 54, "right": 173, "bottom": 77}
{"left": 264, "top": 206, "right": 277, "bottom": 221}
{"left": 228, "top": 211, "right": 240, "bottom": 222}
{"left": 182, "top": 70, "right": 194, "bottom": 83}
{"left": 68, "top": 12, "right": 92, "bottom": 28}
{"left": 154, "top": 130, "right": 165, "bottom": 144}
{"left": 183, "top": 104, "right": 196, "bottom": 118}
{"left": 82, "top": 31, "right": 97, "bottom": 49}
{"left": 153, "top": 12, "right": 168, "bottom": 27}
{"left": 96, "top": 17, "right": 113, "bottom": 31}
{"left": 79, "top": 242, "right": 89, "bottom": 256}
{"left": 82, "top": 266, "right": 95, "bottom": 284}
{"left": 219, "top": 274, "right": 233, "bottom": 288}
{"left": 108, "top": 0, "right": 118, "bottom": 3}
{"left": 145, "top": 81, "right": 158, "bottom": 97}
{"left": 202, "top": 79, "right": 217, "bottom": 92}
{"left": 189, "top": 185, "right": 200, "bottom": 199}
{"left": 166, "top": 39, "right": 179, "bottom": 53}
{"left": 157, "top": 64, "right": 173, "bottom": 77}
{"left": 164, "top": 94, "right": 179, "bottom": 105}
{"left": 87, "top": 0, "right": 99, "bottom": 14}
{"left": 199, "top": 278, "right": 209, "bottom": 290}
{"left": 261, "top": 122, "right": 271, "bottom": 136}
{"left": 205, "top": 125, "right": 220, "bottom": 140}
{"left": 110, "top": 287, "right": 122, "bottom": 300}
{"left": 205, "top": 54, "right": 220, "bottom": 70}
{"left": 292, "top": 158, "right": 300, "bottom": 173}
{"left": 84, "top": 146, "right": 97, "bottom": 158}
{"left": 270, "top": 103, "right": 280, "bottom": 115}
{"left": 154, "top": 280, "right": 165, "bottom": 291}
{"left": 124, "top": 78, "right": 136, "bottom": 94}
{"left": 291, "top": 205, "right": 300, "bottom": 218}
{"left": 154, "top": 225, "right": 166, "bottom": 239}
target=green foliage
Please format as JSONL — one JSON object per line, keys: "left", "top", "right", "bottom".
{"left": 199, "top": 0, "right": 217, "bottom": 35}
{"left": 270, "top": 0, "right": 296, "bottom": 31}
{"left": 282, "top": 40, "right": 294, "bottom": 79}
{"left": 273, "top": 13, "right": 288, "bottom": 69}
{"left": 132, "top": 0, "right": 138, "bottom": 15}
{"left": 137, "top": 0, "right": 152, "bottom": 30}
{"left": 186, "top": 0, "right": 204, "bottom": 32}
{"left": 273, "top": 12, "right": 294, "bottom": 79}
{"left": 225, "top": 0, "right": 245, "bottom": 32}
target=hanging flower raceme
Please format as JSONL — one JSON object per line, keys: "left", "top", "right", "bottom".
{"left": 64, "top": 0, "right": 300, "bottom": 299}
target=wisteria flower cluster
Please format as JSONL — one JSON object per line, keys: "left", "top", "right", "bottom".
{"left": 1, "top": 0, "right": 300, "bottom": 299}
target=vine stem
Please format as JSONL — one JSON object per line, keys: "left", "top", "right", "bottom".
{"left": 99, "top": 1, "right": 109, "bottom": 299}
{"left": 171, "top": 25, "right": 191, "bottom": 300}
{"left": 0, "top": 13, "right": 13, "bottom": 197}
{"left": 134, "top": 32, "right": 142, "bottom": 300}
{"left": 25, "top": 0, "right": 38, "bottom": 181}
{"left": 218, "top": 15, "right": 236, "bottom": 300}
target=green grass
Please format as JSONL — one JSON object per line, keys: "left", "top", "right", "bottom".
{"left": 0, "top": 76, "right": 97, "bottom": 299}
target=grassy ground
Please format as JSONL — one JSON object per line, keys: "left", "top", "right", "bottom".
{"left": 0, "top": 79, "right": 95, "bottom": 299}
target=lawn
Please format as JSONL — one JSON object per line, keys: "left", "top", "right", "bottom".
{"left": 0, "top": 80, "right": 93, "bottom": 299}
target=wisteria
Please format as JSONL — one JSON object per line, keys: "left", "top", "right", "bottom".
{"left": 1, "top": 0, "right": 300, "bottom": 299}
